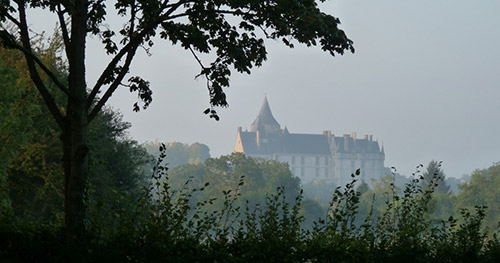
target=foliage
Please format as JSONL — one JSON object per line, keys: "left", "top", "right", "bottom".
{"left": 421, "top": 160, "right": 450, "bottom": 194}
{"left": 456, "top": 162, "right": 500, "bottom": 230}
{"left": 446, "top": 175, "right": 470, "bottom": 195}
{"left": 302, "top": 179, "right": 338, "bottom": 206}
{"left": 357, "top": 162, "right": 459, "bottom": 226}
{"left": 0, "top": 46, "right": 150, "bottom": 224}
{"left": 2, "top": 153, "right": 500, "bottom": 262}
{"left": 0, "top": 45, "right": 66, "bottom": 220}
{"left": 143, "top": 140, "right": 211, "bottom": 167}
{"left": 166, "top": 153, "right": 302, "bottom": 212}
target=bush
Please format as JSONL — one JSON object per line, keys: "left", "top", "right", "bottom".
{"left": 1, "top": 151, "right": 500, "bottom": 262}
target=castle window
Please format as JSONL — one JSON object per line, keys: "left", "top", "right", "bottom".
{"left": 316, "top": 168, "right": 319, "bottom": 177}
{"left": 325, "top": 157, "right": 329, "bottom": 166}
{"left": 301, "top": 156, "right": 305, "bottom": 165}
{"left": 301, "top": 168, "right": 305, "bottom": 177}
{"left": 292, "top": 156, "right": 295, "bottom": 165}
{"left": 315, "top": 157, "right": 319, "bottom": 166}
{"left": 325, "top": 168, "right": 328, "bottom": 177}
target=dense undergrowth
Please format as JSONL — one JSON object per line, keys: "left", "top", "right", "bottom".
{"left": 2, "top": 146, "right": 500, "bottom": 262}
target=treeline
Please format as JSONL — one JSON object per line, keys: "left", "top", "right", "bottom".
{"left": 143, "top": 141, "right": 211, "bottom": 167}
{"left": 304, "top": 160, "right": 500, "bottom": 231}
{"left": 2, "top": 145, "right": 500, "bottom": 262}
{"left": 359, "top": 161, "right": 500, "bottom": 231}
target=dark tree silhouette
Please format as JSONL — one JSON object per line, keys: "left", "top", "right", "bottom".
{"left": 0, "top": 0, "right": 353, "bottom": 239}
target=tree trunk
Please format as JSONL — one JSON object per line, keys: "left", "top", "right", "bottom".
{"left": 63, "top": 0, "right": 89, "bottom": 241}
{"left": 62, "top": 111, "right": 89, "bottom": 240}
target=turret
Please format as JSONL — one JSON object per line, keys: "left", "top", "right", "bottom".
{"left": 250, "top": 96, "right": 281, "bottom": 134}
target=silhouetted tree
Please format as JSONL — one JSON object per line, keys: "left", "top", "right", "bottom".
{"left": 1, "top": 0, "right": 353, "bottom": 239}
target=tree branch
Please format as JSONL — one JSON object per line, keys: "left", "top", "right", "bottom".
{"left": 86, "top": 24, "right": 150, "bottom": 107}
{"left": 162, "top": 12, "right": 189, "bottom": 21}
{"left": 15, "top": 1, "right": 66, "bottom": 129}
{"left": 188, "top": 45, "right": 207, "bottom": 71}
{"left": 159, "top": 0, "right": 191, "bottom": 21}
{"left": 4, "top": 12, "right": 21, "bottom": 27}
{"left": 164, "top": 0, "right": 193, "bottom": 9}
{"left": 8, "top": 41, "right": 71, "bottom": 97}
{"left": 88, "top": 44, "right": 139, "bottom": 122}
{"left": 129, "top": 1, "right": 136, "bottom": 39}
{"left": 88, "top": 0, "right": 187, "bottom": 106}
{"left": 56, "top": 4, "right": 71, "bottom": 59}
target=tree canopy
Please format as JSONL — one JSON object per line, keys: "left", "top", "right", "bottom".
{"left": 0, "top": 45, "right": 150, "bottom": 224}
{"left": 143, "top": 141, "right": 211, "bottom": 167}
{"left": 421, "top": 160, "right": 450, "bottom": 194}
{"left": 0, "top": 0, "right": 353, "bottom": 119}
{"left": 456, "top": 162, "right": 500, "bottom": 229}
{"left": 166, "top": 153, "right": 301, "bottom": 210}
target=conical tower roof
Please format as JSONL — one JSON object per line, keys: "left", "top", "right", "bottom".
{"left": 250, "top": 96, "right": 281, "bottom": 133}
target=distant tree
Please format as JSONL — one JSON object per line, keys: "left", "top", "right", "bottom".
{"left": 455, "top": 162, "right": 500, "bottom": 229}
{"left": 358, "top": 174, "right": 401, "bottom": 220}
{"left": 143, "top": 141, "right": 210, "bottom": 167}
{"left": 301, "top": 198, "right": 325, "bottom": 230}
{"left": 1, "top": 0, "right": 353, "bottom": 238}
{"left": 421, "top": 160, "right": 450, "bottom": 194}
{"left": 187, "top": 143, "right": 211, "bottom": 164}
{"left": 167, "top": 153, "right": 301, "bottom": 211}
{"left": 302, "top": 179, "right": 338, "bottom": 206}
{"left": 356, "top": 180, "right": 370, "bottom": 195}
{"left": 445, "top": 176, "right": 469, "bottom": 195}
{"left": 379, "top": 168, "right": 411, "bottom": 192}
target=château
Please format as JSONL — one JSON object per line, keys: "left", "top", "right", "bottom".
{"left": 234, "top": 97, "right": 386, "bottom": 185}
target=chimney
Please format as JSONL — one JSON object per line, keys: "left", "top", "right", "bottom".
{"left": 352, "top": 132, "right": 357, "bottom": 140}
{"left": 256, "top": 130, "right": 260, "bottom": 149}
{"left": 237, "top": 126, "right": 242, "bottom": 134}
{"left": 323, "top": 130, "right": 332, "bottom": 141}
{"left": 344, "top": 134, "right": 350, "bottom": 152}
{"left": 363, "top": 134, "right": 368, "bottom": 140}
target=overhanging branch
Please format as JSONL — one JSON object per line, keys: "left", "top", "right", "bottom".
{"left": 87, "top": 32, "right": 145, "bottom": 106}
{"left": 88, "top": 0, "right": 186, "bottom": 106}
{"left": 88, "top": 44, "right": 139, "bottom": 122}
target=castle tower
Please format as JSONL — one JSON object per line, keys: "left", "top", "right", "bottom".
{"left": 250, "top": 96, "right": 281, "bottom": 134}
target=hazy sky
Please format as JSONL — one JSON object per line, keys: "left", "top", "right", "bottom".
{"left": 32, "top": 0, "right": 500, "bottom": 178}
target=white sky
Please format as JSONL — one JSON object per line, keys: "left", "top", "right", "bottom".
{"left": 31, "top": 0, "right": 500, "bottom": 178}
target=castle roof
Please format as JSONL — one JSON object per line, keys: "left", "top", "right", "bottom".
{"left": 332, "top": 136, "right": 381, "bottom": 154}
{"left": 238, "top": 131, "right": 332, "bottom": 155}
{"left": 234, "top": 97, "right": 383, "bottom": 157}
{"left": 250, "top": 96, "right": 280, "bottom": 133}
